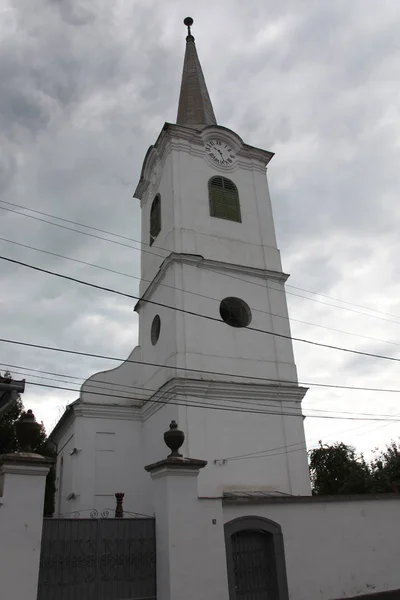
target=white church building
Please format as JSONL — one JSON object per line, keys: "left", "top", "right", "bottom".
{"left": 49, "top": 18, "right": 400, "bottom": 600}
{"left": 51, "top": 17, "right": 311, "bottom": 516}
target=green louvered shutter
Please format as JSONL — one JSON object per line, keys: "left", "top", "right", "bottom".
{"left": 209, "top": 177, "right": 241, "bottom": 222}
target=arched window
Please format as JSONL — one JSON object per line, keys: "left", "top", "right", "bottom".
{"left": 149, "top": 194, "right": 161, "bottom": 246}
{"left": 224, "top": 516, "right": 289, "bottom": 600}
{"left": 208, "top": 176, "right": 241, "bottom": 222}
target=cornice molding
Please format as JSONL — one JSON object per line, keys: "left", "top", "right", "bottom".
{"left": 0, "top": 453, "right": 54, "bottom": 477}
{"left": 134, "top": 122, "right": 274, "bottom": 202}
{"left": 147, "top": 466, "right": 204, "bottom": 480}
{"left": 73, "top": 402, "right": 143, "bottom": 422}
{"left": 141, "top": 376, "right": 307, "bottom": 422}
{"left": 151, "top": 377, "right": 307, "bottom": 403}
{"left": 49, "top": 402, "right": 77, "bottom": 442}
{"left": 49, "top": 378, "right": 307, "bottom": 428}
{"left": 136, "top": 252, "right": 289, "bottom": 310}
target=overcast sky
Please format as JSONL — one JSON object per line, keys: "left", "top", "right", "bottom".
{"left": 1, "top": 0, "right": 399, "bottom": 460}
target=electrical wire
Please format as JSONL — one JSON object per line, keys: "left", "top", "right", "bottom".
{"left": 23, "top": 379, "right": 400, "bottom": 422}
{"left": 1, "top": 235, "right": 399, "bottom": 349}
{"left": 0, "top": 205, "right": 167, "bottom": 260}
{"left": 2, "top": 253, "right": 400, "bottom": 364}
{"left": 2, "top": 336, "right": 400, "bottom": 394}
{"left": 2, "top": 199, "right": 400, "bottom": 325}
{"left": 217, "top": 414, "right": 400, "bottom": 462}
{"left": 3, "top": 365, "right": 397, "bottom": 464}
{"left": 4, "top": 364, "right": 400, "bottom": 420}
{"left": 3, "top": 209, "right": 398, "bottom": 461}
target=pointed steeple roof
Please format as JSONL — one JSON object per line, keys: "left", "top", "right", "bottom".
{"left": 176, "top": 17, "right": 217, "bottom": 130}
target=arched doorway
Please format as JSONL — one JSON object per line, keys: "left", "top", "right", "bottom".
{"left": 224, "top": 516, "right": 289, "bottom": 600}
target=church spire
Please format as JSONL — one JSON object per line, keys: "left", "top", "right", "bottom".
{"left": 176, "top": 17, "right": 217, "bottom": 130}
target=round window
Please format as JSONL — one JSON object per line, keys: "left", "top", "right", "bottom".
{"left": 151, "top": 315, "right": 161, "bottom": 345}
{"left": 219, "top": 297, "right": 252, "bottom": 328}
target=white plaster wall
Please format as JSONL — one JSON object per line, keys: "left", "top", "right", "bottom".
{"left": 139, "top": 128, "right": 283, "bottom": 290}
{"left": 148, "top": 468, "right": 229, "bottom": 600}
{"left": 134, "top": 124, "right": 298, "bottom": 391}
{"left": 140, "top": 151, "right": 175, "bottom": 292}
{"left": 53, "top": 420, "right": 75, "bottom": 516}
{"left": 135, "top": 259, "right": 298, "bottom": 391}
{"left": 75, "top": 412, "right": 147, "bottom": 515}
{"left": 134, "top": 243, "right": 310, "bottom": 497}
{"left": 54, "top": 410, "right": 150, "bottom": 516}
{"left": 56, "top": 121, "right": 311, "bottom": 514}
{"left": 81, "top": 345, "right": 143, "bottom": 405}
{"left": 183, "top": 402, "right": 311, "bottom": 497}
{"left": 224, "top": 498, "right": 400, "bottom": 600}
{"left": 136, "top": 267, "right": 179, "bottom": 393}
{"left": 0, "top": 460, "right": 49, "bottom": 600}
{"left": 171, "top": 128, "right": 282, "bottom": 271}
{"left": 179, "top": 263, "right": 297, "bottom": 382}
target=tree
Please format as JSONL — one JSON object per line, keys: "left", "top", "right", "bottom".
{"left": 0, "top": 371, "right": 56, "bottom": 516}
{"left": 370, "top": 440, "right": 400, "bottom": 493}
{"left": 309, "top": 441, "right": 372, "bottom": 495}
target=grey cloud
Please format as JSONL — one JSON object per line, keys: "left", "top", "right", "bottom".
{"left": 1, "top": 0, "right": 400, "bottom": 455}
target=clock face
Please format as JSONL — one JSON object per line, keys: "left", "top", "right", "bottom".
{"left": 205, "top": 139, "right": 236, "bottom": 167}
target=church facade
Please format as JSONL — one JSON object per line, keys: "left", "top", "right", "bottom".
{"left": 51, "top": 17, "right": 311, "bottom": 519}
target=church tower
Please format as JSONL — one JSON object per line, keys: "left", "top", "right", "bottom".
{"left": 53, "top": 18, "right": 310, "bottom": 518}
{"left": 132, "top": 18, "right": 311, "bottom": 497}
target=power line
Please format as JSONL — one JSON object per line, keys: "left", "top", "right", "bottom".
{"left": 4, "top": 208, "right": 398, "bottom": 458}
{"left": 1, "top": 235, "right": 399, "bottom": 349}
{"left": 2, "top": 253, "right": 400, "bottom": 365}
{"left": 220, "top": 442, "right": 309, "bottom": 462}
{"left": 218, "top": 412, "right": 400, "bottom": 462}
{"left": 3, "top": 359, "right": 400, "bottom": 415}
{"left": 0, "top": 204, "right": 167, "bottom": 261}
{"left": 223, "top": 412, "right": 400, "bottom": 461}
{"left": 2, "top": 336, "right": 400, "bottom": 394}
{"left": 0, "top": 200, "right": 148, "bottom": 246}
{"left": 31, "top": 369, "right": 399, "bottom": 462}
{"left": 2, "top": 199, "right": 400, "bottom": 325}
{"left": 4, "top": 364, "right": 400, "bottom": 420}
{"left": 285, "top": 282, "right": 400, "bottom": 321}
{"left": 3, "top": 365, "right": 397, "bottom": 463}
{"left": 23, "top": 379, "right": 400, "bottom": 422}
{"left": 22, "top": 380, "right": 309, "bottom": 418}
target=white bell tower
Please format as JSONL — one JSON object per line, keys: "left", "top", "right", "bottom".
{"left": 54, "top": 18, "right": 311, "bottom": 518}
{"left": 131, "top": 18, "right": 311, "bottom": 497}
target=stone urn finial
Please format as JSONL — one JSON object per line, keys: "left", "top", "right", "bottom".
{"left": 163, "top": 420, "right": 185, "bottom": 458}
{"left": 15, "top": 409, "right": 41, "bottom": 452}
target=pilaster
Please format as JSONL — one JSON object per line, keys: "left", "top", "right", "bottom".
{"left": 145, "top": 421, "right": 229, "bottom": 600}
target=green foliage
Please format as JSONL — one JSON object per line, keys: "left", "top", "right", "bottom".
{"left": 370, "top": 441, "right": 400, "bottom": 493}
{"left": 309, "top": 439, "right": 400, "bottom": 495}
{"left": 0, "top": 371, "right": 56, "bottom": 516}
{"left": 0, "top": 393, "right": 24, "bottom": 454}
{"left": 309, "top": 441, "right": 371, "bottom": 495}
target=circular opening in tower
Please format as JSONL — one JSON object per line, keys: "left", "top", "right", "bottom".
{"left": 151, "top": 315, "right": 161, "bottom": 345}
{"left": 219, "top": 297, "right": 252, "bottom": 328}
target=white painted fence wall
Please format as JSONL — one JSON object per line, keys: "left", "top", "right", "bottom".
{"left": 0, "top": 453, "right": 52, "bottom": 600}
{"left": 224, "top": 495, "right": 400, "bottom": 600}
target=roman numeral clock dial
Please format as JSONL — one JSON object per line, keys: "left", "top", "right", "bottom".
{"left": 205, "top": 139, "right": 236, "bottom": 166}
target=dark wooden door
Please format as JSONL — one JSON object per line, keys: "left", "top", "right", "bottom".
{"left": 231, "top": 529, "right": 279, "bottom": 600}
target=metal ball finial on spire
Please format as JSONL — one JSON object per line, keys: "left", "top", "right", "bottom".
{"left": 184, "top": 16, "right": 194, "bottom": 39}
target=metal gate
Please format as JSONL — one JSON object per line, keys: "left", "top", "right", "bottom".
{"left": 37, "top": 517, "right": 156, "bottom": 600}
{"left": 231, "top": 530, "right": 278, "bottom": 599}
